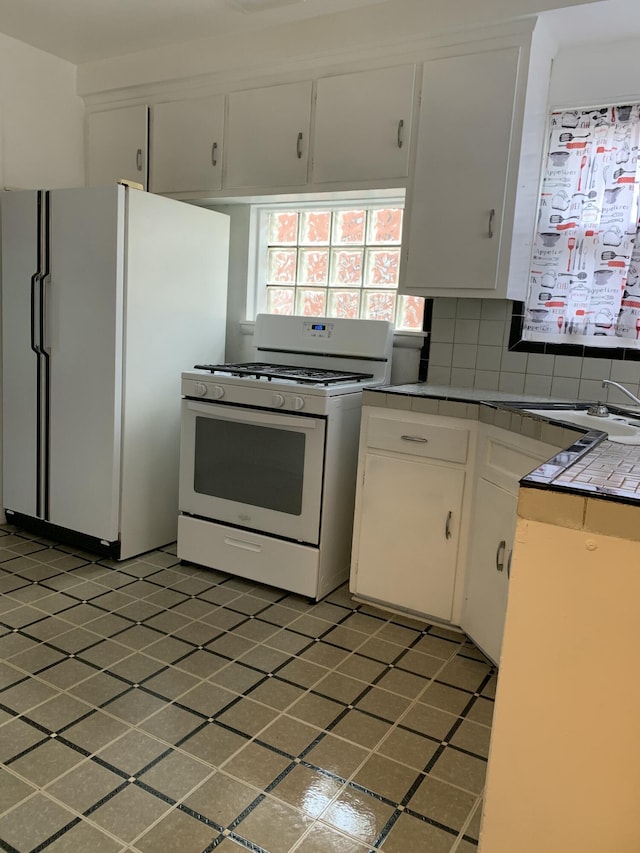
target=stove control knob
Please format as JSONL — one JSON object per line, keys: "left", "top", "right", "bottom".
{"left": 272, "top": 393, "right": 285, "bottom": 408}
{"left": 211, "top": 385, "right": 225, "bottom": 400}
{"left": 292, "top": 396, "right": 305, "bottom": 411}
{"left": 194, "top": 382, "right": 208, "bottom": 397}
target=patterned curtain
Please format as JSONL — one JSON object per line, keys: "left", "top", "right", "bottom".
{"left": 523, "top": 105, "right": 640, "bottom": 347}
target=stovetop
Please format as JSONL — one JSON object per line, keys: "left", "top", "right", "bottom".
{"left": 193, "top": 362, "right": 374, "bottom": 386}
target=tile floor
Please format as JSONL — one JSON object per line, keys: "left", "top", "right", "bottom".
{"left": 0, "top": 524, "right": 495, "bottom": 853}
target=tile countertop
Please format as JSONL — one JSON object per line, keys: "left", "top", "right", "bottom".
{"left": 363, "top": 383, "right": 640, "bottom": 507}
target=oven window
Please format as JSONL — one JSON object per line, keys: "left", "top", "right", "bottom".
{"left": 194, "top": 417, "right": 306, "bottom": 514}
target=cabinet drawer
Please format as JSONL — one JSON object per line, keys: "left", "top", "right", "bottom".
{"left": 366, "top": 416, "right": 469, "bottom": 463}
{"left": 478, "top": 425, "right": 560, "bottom": 493}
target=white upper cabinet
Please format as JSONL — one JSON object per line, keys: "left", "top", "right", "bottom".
{"left": 87, "top": 105, "right": 149, "bottom": 189}
{"left": 225, "top": 81, "right": 312, "bottom": 189}
{"left": 400, "top": 28, "right": 553, "bottom": 299}
{"left": 150, "top": 96, "right": 225, "bottom": 194}
{"left": 312, "top": 65, "right": 416, "bottom": 184}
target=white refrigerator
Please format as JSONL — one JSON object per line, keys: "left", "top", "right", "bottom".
{"left": 1, "top": 184, "right": 229, "bottom": 559}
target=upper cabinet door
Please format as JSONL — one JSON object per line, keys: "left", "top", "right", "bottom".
{"left": 313, "top": 65, "right": 416, "bottom": 184}
{"left": 150, "top": 96, "right": 225, "bottom": 194}
{"left": 225, "top": 81, "right": 312, "bottom": 189}
{"left": 87, "top": 105, "right": 149, "bottom": 189}
{"left": 401, "top": 47, "right": 521, "bottom": 296}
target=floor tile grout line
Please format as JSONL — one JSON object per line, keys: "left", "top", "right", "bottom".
{"left": 1, "top": 526, "right": 492, "bottom": 853}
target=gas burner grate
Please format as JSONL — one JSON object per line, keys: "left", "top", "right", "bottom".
{"left": 194, "top": 362, "right": 374, "bottom": 385}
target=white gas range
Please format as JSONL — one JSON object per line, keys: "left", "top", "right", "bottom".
{"left": 177, "top": 314, "right": 393, "bottom": 599}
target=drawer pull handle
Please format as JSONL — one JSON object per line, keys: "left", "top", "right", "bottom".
{"left": 401, "top": 434, "right": 428, "bottom": 443}
{"left": 496, "top": 539, "right": 506, "bottom": 571}
{"left": 211, "top": 141, "right": 218, "bottom": 166}
{"left": 397, "top": 118, "right": 404, "bottom": 148}
{"left": 136, "top": 148, "right": 143, "bottom": 171}
{"left": 445, "top": 511, "right": 453, "bottom": 540}
{"left": 296, "top": 132, "right": 303, "bottom": 159}
{"left": 488, "top": 207, "right": 495, "bottom": 238}
{"left": 224, "top": 537, "right": 262, "bottom": 553}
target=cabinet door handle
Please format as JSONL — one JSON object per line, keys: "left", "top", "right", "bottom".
{"left": 445, "top": 511, "right": 453, "bottom": 540}
{"left": 506, "top": 549, "right": 513, "bottom": 579}
{"left": 397, "top": 119, "right": 404, "bottom": 149}
{"left": 495, "top": 539, "right": 506, "bottom": 571}
{"left": 296, "top": 132, "right": 303, "bottom": 159}
{"left": 211, "top": 141, "right": 218, "bottom": 166}
{"left": 488, "top": 207, "right": 495, "bottom": 238}
{"left": 136, "top": 148, "right": 143, "bottom": 172}
{"left": 401, "top": 434, "right": 428, "bottom": 443}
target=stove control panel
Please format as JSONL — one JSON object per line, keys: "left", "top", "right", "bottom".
{"left": 302, "top": 320, "right": 333, "bottom": 340}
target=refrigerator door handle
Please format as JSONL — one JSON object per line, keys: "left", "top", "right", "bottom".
{"left": 30, "top": 273, "right": 41, "bottom": 354}
{"left": 40, "top": 275, "right": 51, "bottom": 355}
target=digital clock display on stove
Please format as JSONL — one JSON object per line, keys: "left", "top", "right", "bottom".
{"left": 303, "top": 320, "right": 333, "bottom": 339}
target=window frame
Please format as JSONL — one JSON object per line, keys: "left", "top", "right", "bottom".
{"left": 248, "top": 193, "right": 425, "bottom": 331}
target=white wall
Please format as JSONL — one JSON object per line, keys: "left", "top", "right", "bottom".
{"left": 0, "top": 33, "right": 84, "bottom": 189}
{"left": 0, "top": 34, "right": 85, "bottom": 515}
{"left": 549, "top": 35, "right": 640, "bottom": 107}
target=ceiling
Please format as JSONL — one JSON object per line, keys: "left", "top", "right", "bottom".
{"left": 0, "top": 0, "right": 393, "bottom": 64}
{"left": 0, "top": 0, "right": 638, "bottom": 65}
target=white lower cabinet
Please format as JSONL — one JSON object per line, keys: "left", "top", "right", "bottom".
{"left": 350, "top": 408, "right": 474, "bottom": 623}
{"left": 354, "top": 453, "right": 465, "bottom": 621}
{"left": 461, "top": 477, "right": 516, "bottom": 664}
{"left": 350, "top": 407, "right": 561, "bottom": 659}
{"left": 460, "top": 424, "right": 560, "bottom": 664}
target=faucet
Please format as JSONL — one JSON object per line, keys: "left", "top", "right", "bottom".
{"left": 601, "top": 379, "right": 640, "bottom": 408}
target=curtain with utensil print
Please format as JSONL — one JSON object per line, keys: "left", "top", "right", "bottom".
{"left": 523, "top": 105, "right": 640, "bottom": 347}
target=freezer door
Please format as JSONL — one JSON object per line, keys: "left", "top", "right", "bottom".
{"left": 46, "top": 185, "right": 123, "bottom": 540}
{"left": 1, "top": 191, "right": 41, "bottom": 516}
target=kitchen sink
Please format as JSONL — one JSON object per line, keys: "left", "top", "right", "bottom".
{"left": 526, "top": 408, "right": 640, "bottom": 445}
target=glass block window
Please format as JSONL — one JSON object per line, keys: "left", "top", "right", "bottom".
{"left": 262, "top": 205, "right": 424, "bottom": 331}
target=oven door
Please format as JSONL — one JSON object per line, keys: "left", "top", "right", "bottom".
{"left": 179, "top": 399, "right": 326, "bottom": 545}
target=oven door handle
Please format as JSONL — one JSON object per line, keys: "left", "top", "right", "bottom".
{"left": 186, "top": 401, "right": 319, "bottom": 431}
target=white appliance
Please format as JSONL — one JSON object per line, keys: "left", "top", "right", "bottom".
{"left": 178, "top": 314, "right": 393, "bottom": 599}
{"left": 1, "top": 184, "right": 230, "bottom": 559}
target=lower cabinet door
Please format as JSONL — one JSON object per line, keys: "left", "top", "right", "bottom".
{"left": 353, "top": 452, "right": 465, "bottom": 622}
{"left": 462, "top": 477, "right": 516, "bottom": 664}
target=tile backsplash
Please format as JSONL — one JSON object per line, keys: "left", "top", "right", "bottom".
{"left": 427, "top": 299, "right": 640, "bottom": 406}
